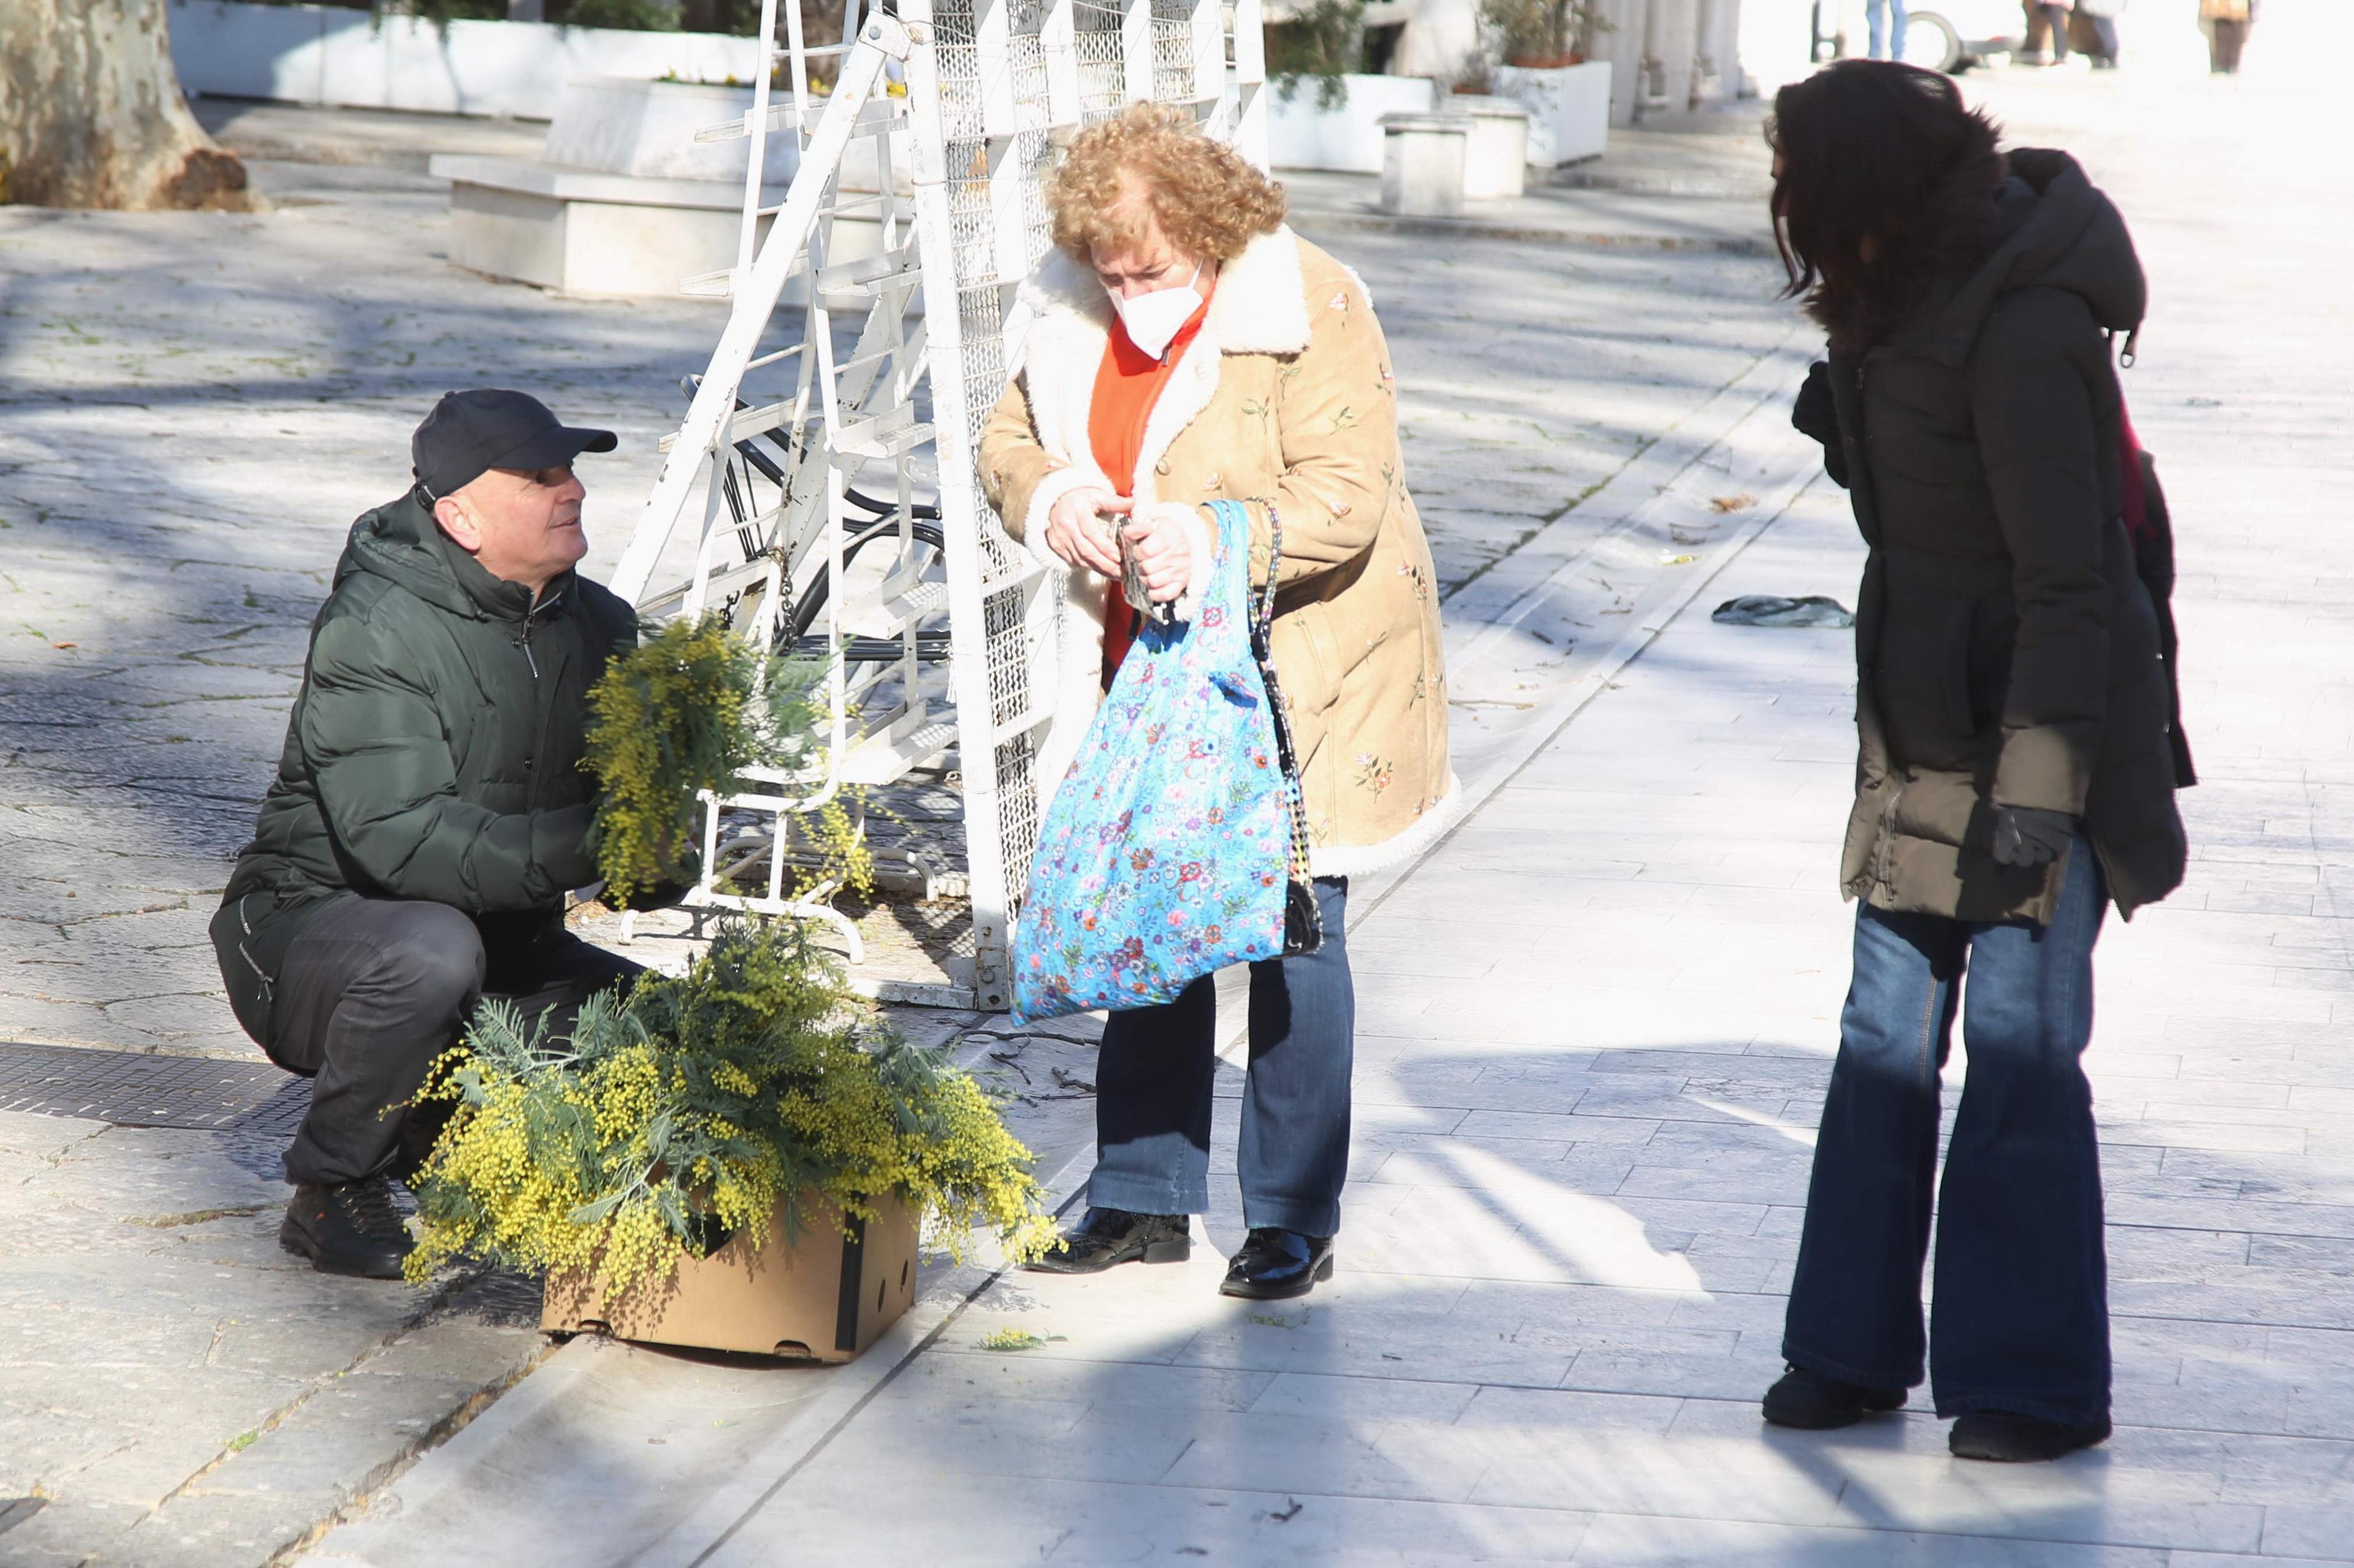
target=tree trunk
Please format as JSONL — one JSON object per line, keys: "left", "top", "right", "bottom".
{"left": 0, "top": 0, "right": 254, "bottom": 210}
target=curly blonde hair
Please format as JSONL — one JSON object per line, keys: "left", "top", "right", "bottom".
{"left": 1046, "top": 103, "right": 1287, "bottom": 264}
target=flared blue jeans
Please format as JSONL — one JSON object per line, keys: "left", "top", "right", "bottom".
{"left": 1783, "top": 839, "right": 2111, "bottom": 1424}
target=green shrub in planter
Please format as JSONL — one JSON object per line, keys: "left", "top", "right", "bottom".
{"left": 1268, "top": 0, "right": 1366, "bottom": 109}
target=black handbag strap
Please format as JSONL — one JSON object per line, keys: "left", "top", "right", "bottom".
{"left": 1245, "top": 501, "right": 1300, "bottom": 792}
{"left": 1249, "top": 504, "right": 1280, "bottom": 662}
{"left": 1242, "top": 501, "right": 1322, "bottom": 953}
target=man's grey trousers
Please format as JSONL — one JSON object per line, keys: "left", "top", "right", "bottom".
{"left": 233, "top": 894, "right": 639, "bottom": 1187}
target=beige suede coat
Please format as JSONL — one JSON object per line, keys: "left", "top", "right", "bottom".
{"left": 978, "top": 226, "right": 1457, "bottom": 878}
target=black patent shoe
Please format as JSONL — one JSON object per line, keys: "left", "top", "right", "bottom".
{"left": 1761, "top": 1365, "right": 1908, "bottom": 1429}
{"left": 1949, "top": 1410, "right": 2111, "bottom": 1462}
{"left": 1023, "top": 1207, "right": 1191, "bottom": 1274}
{"left": 1219, "top": 1227, "right": 1334, "bottom": 1301}
{"left": 281, "top": 1177, "right": 413, "bottom": 1281}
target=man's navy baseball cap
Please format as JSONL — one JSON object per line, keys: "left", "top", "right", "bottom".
{"left": 411, "top": 389, "right": 617, "bottom": 501}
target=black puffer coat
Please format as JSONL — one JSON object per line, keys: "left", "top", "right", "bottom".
{"left": 213, "top": 490, "right": 635, "bottom": 1040}
{"left": 1813, "top": 148, "right": 2187, "bottom": 923}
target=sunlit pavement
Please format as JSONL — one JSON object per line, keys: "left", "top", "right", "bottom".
{"left": 1, "top": 7, "right": 2347, "bottom": 1562}
{"left": 284, "top": 8, "right": 2354, "bottom": 1567}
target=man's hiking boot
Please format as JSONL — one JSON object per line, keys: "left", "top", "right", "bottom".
{"left": 1761, "top": 1364, "right": 1908, "bottom": 1429}
{"left": 281, "top": 1176, "right": 413, "bottom": 1280}
{"left": 1023, "top": 1207, "right": 1190, "bottom": 1274}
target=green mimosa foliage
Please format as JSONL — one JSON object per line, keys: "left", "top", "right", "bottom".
{"left": 405, "top": 918, "right": 1056, "bottom": 1294}
{"left": 582, "top": 616, "right": 850, "bottom": 907}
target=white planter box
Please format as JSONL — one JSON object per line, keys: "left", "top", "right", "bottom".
{"left": 1378, "top": 112, "right": 1467, "bottom": 216}
{"left": 546, "top": 77, "right": 800, "bottom": 185}
{"left": 1446, "top": 94, "right": 1530, "bottom": 199}
{"left": 1266, "top": 74, "right": 1437, "bottom": 175}
{"left": 541, "top": 77, "right": 910, "bottom": 191}
{"left": 438, "top": 162, "right": 770, "bottom": 297}
{"left": 433, "top": 153, "right": 886, "bottom": 300}
{"left": 1495, "top": 60, "right": 1612, "bottom": 165}
{"left": 168, "top": 0, "right": 768, "bottom": 120}
{"left": 432, "top": 75, "right": 901, "bottom": 300}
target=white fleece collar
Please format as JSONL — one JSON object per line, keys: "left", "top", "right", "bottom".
{"left": 1007, "top": 226, "right": 1311, "bottom": 513}
{"left": 1013, "top": 224, "right": 1312, "bottom": 364}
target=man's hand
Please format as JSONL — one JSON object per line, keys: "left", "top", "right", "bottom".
{"left": 1121, "top": 504, "right": 1195, "bottom": 604}
{"left": 1044, "top": 487, "right": 1128, "bottom": 578}
{"left": 1991, "top": 805, "right": 2076, "bottom": 867}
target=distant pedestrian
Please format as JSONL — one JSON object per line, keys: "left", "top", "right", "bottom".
{"left": 1866, "top": 0, "right": 1908, "bottom": 60}
{"left": 2018, "top": 0, "right": 2049, "bottom": 61}
{"left": 2202, "top": 0, "right": 2255, "bottom": 72}
{"left": 1763, "top": 62, "right": 2190, "bottom": 1463}
{"left": 2073, "top": 0, "right": 2124, "bottom": 67}
{"left": 2027, "top": 0, "right": 2074, "bottom": 63}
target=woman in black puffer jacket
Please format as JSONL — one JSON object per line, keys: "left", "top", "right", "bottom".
{"left": 1759, "top": 61, "right": 2189, "bottom": 1464}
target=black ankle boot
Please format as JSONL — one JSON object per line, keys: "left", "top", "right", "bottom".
{"left": 281, "top": 1177, "right": 413, "bottom": 1281}
{"left": 1949, "top": 1410, "right": 2111, "bottom": 1461}
{"left": 1761, "top": 1364, "right": 1907, "bottom": 1429}
{"left": 1219, "top": 1228, "right": 1334, "bottom": 1301}
{"left": 1023, "top": 1207, "right": 1190, "bottom": 1274}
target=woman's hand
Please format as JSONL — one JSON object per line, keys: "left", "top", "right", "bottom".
{"left": 1044, "top": 487, "right": 1129, "bottom": 577}
{"left": 1120, "top": 504, "right": 1195, "bottom": 603}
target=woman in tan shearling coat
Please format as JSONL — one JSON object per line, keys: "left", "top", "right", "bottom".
{"left": 983, "top": 105, "right": 1453, "bottom": 1300}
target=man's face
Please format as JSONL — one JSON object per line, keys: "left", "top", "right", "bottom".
{"left": 437, "top": 465, "right": 588, "bottom": 596}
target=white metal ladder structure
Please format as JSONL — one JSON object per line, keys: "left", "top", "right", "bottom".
{"left": 606, "top": 0, "right": 1268, "bottom": 1009}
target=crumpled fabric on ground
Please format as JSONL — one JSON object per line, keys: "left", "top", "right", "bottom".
{"left": 1711, "top": 594, "right": 1857, "bottom": 628}
{"left": 1011, "top": 500, "right": 1288, "bottom": 1022}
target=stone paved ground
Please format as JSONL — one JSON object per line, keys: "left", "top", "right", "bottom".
{"left": 308, "top": 13, "right": 2354, "bottom": 1566}
{"left": 0, "top": 104, "right": 1797, "bottom": 1566}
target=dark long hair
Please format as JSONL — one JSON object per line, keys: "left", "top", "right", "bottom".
{"left": 1768, "top": 61, "right": 2006, "bottom": 356}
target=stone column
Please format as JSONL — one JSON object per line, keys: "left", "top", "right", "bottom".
{"left": 1649, "top": 0, "right": 1701, "bottom": 120}
{"left": 1691, "top": 0, "right": 1747, "bottom": 104}
{"left": 1588, "top": 0, "right": 1649, "bottom": 126}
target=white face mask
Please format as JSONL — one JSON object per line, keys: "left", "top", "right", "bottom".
{"left": 1108, "top": 263, "right": 1204, "bottom": 360}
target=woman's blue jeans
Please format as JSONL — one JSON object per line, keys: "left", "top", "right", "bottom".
{"left": 1868, "top": 0, "right": 1909, "bottom": 58}
{"left": 1084, "top": 877, "right": 1354, "bottom": 1238}
{"left": 1783, "top": 838, "right": 2111, "bottom": 1425}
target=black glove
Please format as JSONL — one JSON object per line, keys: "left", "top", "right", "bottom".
{"left": 1791, "top": 361, "right": 1849, "bottom": 489}
{"left": 1990, "top": 806, "right": 2076, "bottom": 867}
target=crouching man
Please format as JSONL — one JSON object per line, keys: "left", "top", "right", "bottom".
{"left": 211, "top": 390, "right": 642, "bottom": 1280}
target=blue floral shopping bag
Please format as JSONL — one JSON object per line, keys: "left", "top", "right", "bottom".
{"left": 1010, "top": 500, "right": 1290, "bottom": 1022}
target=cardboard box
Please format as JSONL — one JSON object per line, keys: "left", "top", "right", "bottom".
{"left": 542, "top": 1190, "right": 919, "bottom": 1361}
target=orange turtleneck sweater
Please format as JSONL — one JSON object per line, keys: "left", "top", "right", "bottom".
{"left": 1086, "top": 293, "right": 1210, "bottom": 687}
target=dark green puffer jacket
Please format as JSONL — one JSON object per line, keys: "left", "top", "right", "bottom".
{"left": 215, "top": 489, "right": 634, "bottom": 1036}
{"left": 1827, "top": 148, "right": 2187, "bottom": 924}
